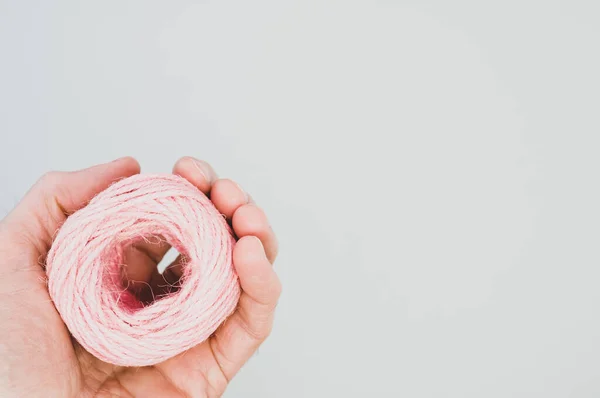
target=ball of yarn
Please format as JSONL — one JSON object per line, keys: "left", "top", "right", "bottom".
{"left": 46, "top": 174, "right": 241, "bottom": 366}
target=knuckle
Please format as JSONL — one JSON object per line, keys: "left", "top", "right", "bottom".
{"left": 238, "top": 296, "right": 278, "bottom": 341}
{"left": 252, "top": 275, "right": 282, "bottom": 305}
{"left": 249, "top": 318, "right": 274, "bottom": 341}
{"left": 260, "top": 323, "right": 274, "bottom": 340}
{"left": 35, "top": 171, "right": 71, "bottom": 219}
{"left": 37, "top": 171, "right": 63, "bottom": 189}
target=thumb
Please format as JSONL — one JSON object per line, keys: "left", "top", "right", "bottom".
{"left": 2, "top": 157, "right": 140, "bottom": 255}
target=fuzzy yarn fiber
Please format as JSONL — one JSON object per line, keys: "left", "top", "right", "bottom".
{"left": 46, "top": 174, "right": 240, "bottom": 366}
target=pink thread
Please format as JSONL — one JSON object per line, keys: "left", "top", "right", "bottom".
{"left": 46, "top": 174, "right": 241, "bottom": 366}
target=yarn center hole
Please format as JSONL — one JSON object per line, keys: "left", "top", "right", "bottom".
{"left": 118, "top": 236, "right": 187, "bottom": 307}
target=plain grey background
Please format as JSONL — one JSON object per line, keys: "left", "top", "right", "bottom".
{"left": 2, "top": 1, "right": 600, "bottom": 396}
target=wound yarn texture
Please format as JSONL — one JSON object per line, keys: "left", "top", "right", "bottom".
{"left": 46, "top": 174, "right": 241, "bottom": 366}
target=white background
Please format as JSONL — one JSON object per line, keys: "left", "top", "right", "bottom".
{"left": 2, "top": 1, "right": 600, "bottom": 396}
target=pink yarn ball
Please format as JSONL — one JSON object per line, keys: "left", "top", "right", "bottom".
{"left": 46, "top": 174, "right": 241, "bottom": 366}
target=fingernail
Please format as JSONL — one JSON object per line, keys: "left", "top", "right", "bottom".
{"left": 249, "top": 235, "right": 263, "bottom": 247}
{"left": 192, "top": 159, "right": 211, "bottom": 182}
{"left": 234, "top": 181, "right": 249, "bottom": 203}
{"left": 249, "top": 236, "right": 268, "bottom": 259}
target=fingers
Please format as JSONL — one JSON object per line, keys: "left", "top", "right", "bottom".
{"left": 173, "top": 156, "right": 278, "bottom": 263}
{"left": 210, "top": 179, "right": 249, "bottom": 219}
{"left": 155, "top": 238, "right": 280, "bottom": 391}
{"left": 232, "top": 205, "right": 278, "bottom": 264}
{"left": 158, "top": 158, "right": 281, "bottom": 390}
{"left": 173, "top": 157, "right": 277, "bottom": 259}
{"left": 234, "top": 236, "right": 281, "bottom": 305}
{"left": 153, "top": 237, "right": 280, "bottom": 395}
{"left": 209, "top": 236, "right": 282, "bottom": 380}
{"left": 6, "top": 157, "right": 140, "bottom": 253}
{"left": 211, "top": 179, "right": 278, "bottom": 263}
{"left": 172, "top": 156, "right": 218, "bottom": 195}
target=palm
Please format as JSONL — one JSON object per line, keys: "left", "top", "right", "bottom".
{"left": 9, "top": 263, "right": 224, "bottom": 397}
{"left": 0, "top": 157, "right": 280, "bottom": 398}
{"left": 75, "top": 339, "right": 223, "bottom": 397}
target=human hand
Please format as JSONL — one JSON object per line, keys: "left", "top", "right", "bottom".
{"left": 0, "top": 157, "right": 280, "bottom": 397}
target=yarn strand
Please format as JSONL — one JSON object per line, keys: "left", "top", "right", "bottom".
{"left": 46, "top": 174, "right": 241, "bottom": 366}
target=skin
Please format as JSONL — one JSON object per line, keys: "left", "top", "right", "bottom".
{"left": 0, "top": 157, "right": 281, "bottom": 397}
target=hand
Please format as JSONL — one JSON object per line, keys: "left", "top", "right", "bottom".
{"left": 0, "top": 157, "right": 281, "bottom": 398}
